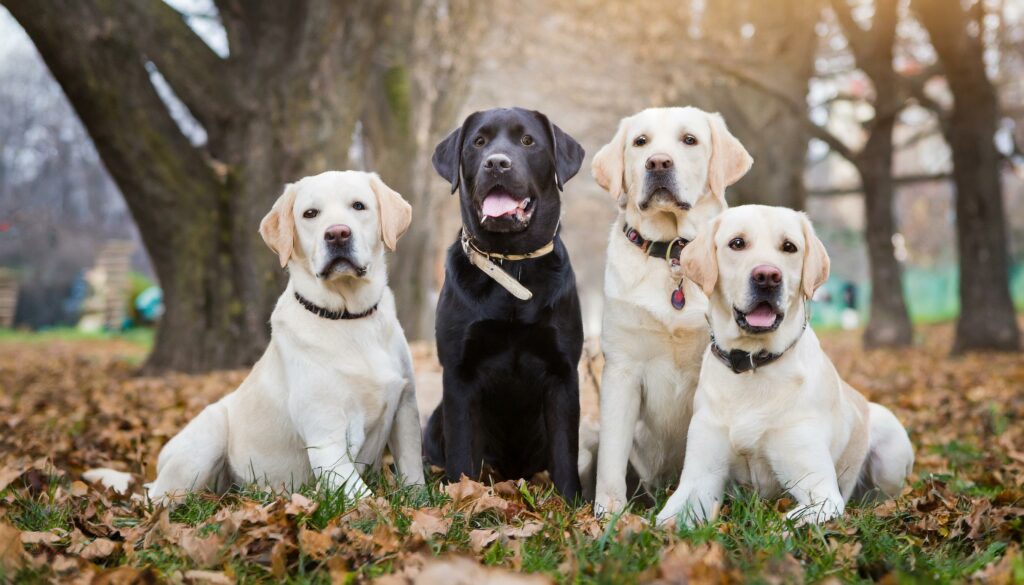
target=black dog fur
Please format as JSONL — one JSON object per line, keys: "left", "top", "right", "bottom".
{"left": 424, "top": 107, "right": 586, "bottom": 501}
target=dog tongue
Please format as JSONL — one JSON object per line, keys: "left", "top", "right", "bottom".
{"left": 482, "top": 192, "right": 520, "bottom": 217}
{"left": 745, "top": 304, "right": 777, "bottom": 328}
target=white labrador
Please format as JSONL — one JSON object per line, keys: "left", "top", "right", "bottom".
{"left": 587, "top": 107, "right": 752, "bottom": 514}
{"left": 148, "top": 171, "right": 424, "bottom": 504}
{"left": 656, "top": 205, "right": 913, "bottom": 526}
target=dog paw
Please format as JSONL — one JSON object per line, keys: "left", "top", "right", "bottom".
{"left": 784, "top": 501, "right": 842, "bottom": 526}
{"left": 593, "top": 492, "right": 624, "bottom": 518}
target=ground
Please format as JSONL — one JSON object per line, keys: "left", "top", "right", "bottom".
{"left": 0, "top": 323, "right": 1022, "bottom": 583}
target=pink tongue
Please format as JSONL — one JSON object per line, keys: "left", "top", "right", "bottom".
{"left": 482, "top": 192, "right": 520, "bottom": 217}
{"left": 745, "top": 304, "right": 777, "bottom": 328}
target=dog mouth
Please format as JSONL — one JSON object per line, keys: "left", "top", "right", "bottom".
{"left": 734, "top": 302, "right": 783, "bottom": 333}
{"left": 640, "top": 179, "right": 691, "bottom": 211}
{"left": 478, "top": 185, "right": 535, "bottom": 231}
{"left": 318, "top": 256, "right": 367, "bottom": 279}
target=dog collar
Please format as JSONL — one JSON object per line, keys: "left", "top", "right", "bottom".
{"left": 459, "top": 228, "right": 557, "bottom": 301}
{"left": 294, "top": 291, "right": 378, "bottom": 320}
{"left": 708, "top": 319, "right": 808, "bottom": 374}
{"left": 622, "top": 223, "right": 689, "bottom": 263}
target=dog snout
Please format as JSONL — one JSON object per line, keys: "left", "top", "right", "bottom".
{"left": 483, "top": 153, "right": 512, "bottom": 173}
{"left": 645, "top": 154, "right": 673, "bottom": 171}
{"left": 324, "top": 224, "right": 352, "bottom": 244}
{"left": 751, "top": 264, "right": 782, "bottom": 289}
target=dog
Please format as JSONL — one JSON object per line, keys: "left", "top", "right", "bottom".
{"left": 656, "top": 205, "right": 914, "bottom": 526}
{"left": 423, "top": 107, "right": 587, "bottom": 501}
{"left": 148, "top": 171, "right": 423, "bottom": 503}
{"left": 587, "top": 107, "right": 752, "bottom": 514}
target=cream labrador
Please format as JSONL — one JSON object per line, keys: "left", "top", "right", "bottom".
{"left": 587, "top": 107, "right": 752, "bottom": 514}
{"left": 656, "top": 205, "right": 913, "bottom": 526}
{"left": 148, "top": 171, "right": 424, "bottom": 504}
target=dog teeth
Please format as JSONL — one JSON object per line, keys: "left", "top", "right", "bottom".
{"left": 480, "top": 215, "right": 487, "bottom": 225}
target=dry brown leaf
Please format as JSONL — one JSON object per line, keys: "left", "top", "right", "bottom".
{"left": 656, "top": 541, "right": 736, "bottom": 585}
{"left": 178, "top": 529, "right": 224, "bottom": 568}
{"left": 469, "top": 528, "right": 499, "bottom": 553}
{"left": 285, "top": 493, "right": 317, "bottom": 516}
{"left": 0, "top": 521, "right": 26, "bottom": 573}
{"left": 298, "top": 527, "right": 333, "bottom": 561}
{"left": 20, "top": 531, "right": 62, "bottom": 545}
{"left": 183, "top": 569, "right": 235, "bottom": 584}
{"left": 79, "top": 537, "right": 120, "bottom": 561}
{"left": 414, "top": 556, "right": 552, "bottom": 584}
{"left": 409, "top": 509, "right": 452, "bottom": 540}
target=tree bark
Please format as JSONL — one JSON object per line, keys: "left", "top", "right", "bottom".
{"left": 834, "top": 0, "right": 914, "bottom": 347}
{"left": 4, "top": 0, "right": 388, "bottom": 371}
{"left": 699, "top": 0, "right": 821, "bottom": 209}
{"left": 362, "top": 0, "right": 483, "bottom": 340}
{"left": 916, "top": 0, "right": 1021, "bottom": 353}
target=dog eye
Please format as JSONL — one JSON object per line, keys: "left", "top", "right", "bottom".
{"left": 682, "top": 134, "right": 698, "bottom": 146}
{"left": 352, "top": 201, "right": 366, "bottom": 211}
{"left": 782, "top": 240, "right": 798, "bottom": 253}
{"left": 728, "top": 237, "right": 745, "bottom": 250}
{"left": 303, "top": 209, "right": 319, "bottom": 219}
{"left": 473, "top": 136, "right": 486, "bottom": 147}
{"left": 633, "top": 135, "right": 648, "bottom": 147}
{"left": 521, "top": 134, "right": 534, "bottom": 146}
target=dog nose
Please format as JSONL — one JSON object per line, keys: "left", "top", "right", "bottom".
{"left": 645, "top": 154, "right": 673, "bottom": 171}
{"left": 324, "top": 224, "right": 352, "bottom": 244}
{"left": 751, "top": 264, "right": 782, "bottom": 289}
{"left": 484, "top": 153, "right": 512, "bottom": 172}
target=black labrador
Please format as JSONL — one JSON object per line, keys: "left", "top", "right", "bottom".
{"left": 424, "top": 107, "right": 586, "bottom": 501}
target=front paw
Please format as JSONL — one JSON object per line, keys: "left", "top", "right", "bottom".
{"left": 656, "top": 487, "right": 717, "bottom": 528}
{"left": 594, "top": 491, "right": 625, "bottom": 518}
{"left": 785, "top": 500, "right": 843, "bottom": 526}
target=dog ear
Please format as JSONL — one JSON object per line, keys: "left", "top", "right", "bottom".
{"left": 799, "top": 212, "right": 830, "bottom": 298}
{"left": 532, "top": 110, "right": 585, "bottom": 191}
{"left": 259, "top": 182, "right": 299, "bottom": 268}
{"left": 432, "top": 112, "right": 478, "bottom": 194}
{"left": 706, "top": 112, "right": 753, "bottom": 201}
{"left": 592, "top": 119, "right": 629, "bottom": 209}
{"left": 369, "top": 173, "right": 413, "bottom": 251}
{"left": 680, "top": 215, "right": 721, "bottom": 297}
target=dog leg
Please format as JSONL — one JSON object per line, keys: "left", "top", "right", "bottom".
{"left": 656, "top": 413, "right": 731, "bottom": 527}
{"left": 546, "top": 372, "right": 582, "bottom": 502}
{"left": 441, "top": 368, "right": 482, "bottom": 483}
{"left": 306, "top": 437, "right": 371, "bottom": 500}
{"left": 149, "top": 402, "right": 230, "bottom": 505}
{"left": 766, "top": 427, "right": 846, "bottom": 525}
{"left": 854, "top": 403, "right": 914, "bottom": 502}
{"left": 594, "top": 359, "right": 642, "bottom": 515}
{"left": 389, "top": 382, "right": 426, "bottom": 486}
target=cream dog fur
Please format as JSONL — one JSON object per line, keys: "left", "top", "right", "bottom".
{"left": 656, "top": 205, "right": 913, "bottom": 526}
{"left": 587, "top": 107, "right": 752, "bottom": 514}
{"left": 148, "top": 171, "right": 424, "bottom": 504}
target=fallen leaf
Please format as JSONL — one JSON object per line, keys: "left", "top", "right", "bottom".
{"left": 409, "top": 509, "right": 452, "bottom": 540}
{"left": 79, "top": 537, "right": 119, "bottom": 561}
{"left": 184, "top": 569, "right": 235, "bottom": 584}
{"left": 298, "top": 527, "right": 333, "bottom": 561}
{"left": 0, "top": 522, "right": 26, "bottom": 573}
{"left": 20, "top": 531, "right": 62, "bottom": 545}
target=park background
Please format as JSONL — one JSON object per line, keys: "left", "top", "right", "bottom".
{"left": 0, "top": 0, "right": 1023, "bottom": 583}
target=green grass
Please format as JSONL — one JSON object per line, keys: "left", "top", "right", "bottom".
{"left": 0, "top": 326, "right": 154, "bottom": 349}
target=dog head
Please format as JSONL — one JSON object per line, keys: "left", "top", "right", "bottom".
{"left": 432, "top": 107, "right": 584, "bottom": 249}
{"left": 592, "top": 107, "right": 751, "bottom": 236}
{"left": 259, "top": 171, "right": 412, "bottom": 281}
{"left": 680, "top": 205, "right": 829, "bottom": 344}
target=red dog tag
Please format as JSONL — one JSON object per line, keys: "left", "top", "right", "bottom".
{"left": 671, "top": 284, "right": 685, "bottom": 310}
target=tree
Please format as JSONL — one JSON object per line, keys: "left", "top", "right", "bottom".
{"left": 2, "top": 1, "right": 391, "bottom": 371}
{"left": 830, "top": 0, "right": 914, "bottom": 347}
{"left": 362, "top": 0, "right": 483, "bottom": 340}
{"left": 914, "top": 0, "right": 1021, "bottom": 352}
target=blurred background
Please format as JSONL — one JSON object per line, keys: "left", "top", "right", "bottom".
{"left": 0, "top": 0, "right": 1021, "bottom": 372}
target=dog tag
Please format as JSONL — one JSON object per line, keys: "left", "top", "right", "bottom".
{"left": 670, "top": 282, "right": 685, "bottom": 310}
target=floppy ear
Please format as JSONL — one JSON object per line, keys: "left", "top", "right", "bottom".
{"left": 432, "top": 113, "right": 476, "bottom": 194}
{"left": 706, "top": 112, "right": 753, "bottom": 201}
{"left": 259, "top": 183, "right": 299, "bottom": 268}
{"left": 369, "top": 173, "right": 412, "bottom": 251}
{"left": 799, "top": 213, "right": 830, "bottom": 298}
{"left": 679, "top": 216, "right": 721, "bottom": 297}
{"left": 592, "top": 119, "right": 629, "bottom": 209}
{"left": 532, "top": 110, "right": 585, "bottom": 191}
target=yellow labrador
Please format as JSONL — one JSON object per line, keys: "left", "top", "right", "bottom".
{"left": 148, "top": 171, "right": 424, "bottom": 504}
{"left": 587, "top": 107, "right": 752, "bottom": 514}
{"left": 656, "top": 205, "right": 913, "bottom": 526}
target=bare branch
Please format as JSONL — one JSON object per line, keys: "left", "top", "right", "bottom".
{"left": 808, "top": 172, "right": 953, "bottom": 197}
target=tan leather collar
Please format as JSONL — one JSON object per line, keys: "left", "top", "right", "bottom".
{"left": 459, "top": 229, "right": 557, "bottom": 301}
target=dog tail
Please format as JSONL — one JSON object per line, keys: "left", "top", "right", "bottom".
{"left": 423, "top": 405, "right": 446, "bottom": 468}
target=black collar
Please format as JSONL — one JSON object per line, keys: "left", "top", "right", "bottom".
{"left": 708, "top": 320, "right": 808, "bottom": 374}
{"left": 294, "top": 291, "right": 377, "bottom": 320}
{"left": 623, "top": 223, "right": 689, "bottom": 262}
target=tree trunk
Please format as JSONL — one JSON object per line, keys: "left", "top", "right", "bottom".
{"left": 833, "top": 0, "right": 914, "bottom": 347}
{"left": 4, "top": 0, "right": 388, "bottom": 371}
{"left": 916, "top": 0, "right": 1021, "bottom": 352}
{"left": 362, "top": 0, "right": 482, "bottom": 340}
{"left": 699, "top": 0, "right": 820, "bottom": 209}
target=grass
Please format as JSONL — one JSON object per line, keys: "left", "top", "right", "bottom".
{"left": 0, "top": 326, "right": 154, "bottom": 349}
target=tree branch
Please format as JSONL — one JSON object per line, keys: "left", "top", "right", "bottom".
{"left": 112, "top": 0, "right": 235, "bottom": 135}
{"left": 808, "top": 172, "right": 953, "bottom": 197}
